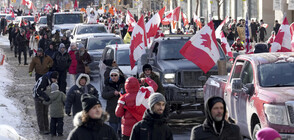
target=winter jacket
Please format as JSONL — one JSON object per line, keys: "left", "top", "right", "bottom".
{"left": 115, "top": 77, "right": 158, "bottom": 136}
{"left": 33, "top": 72, "right": 55, "bottom": 102}
{"left": 190, "top": 97, "right": 242, "bottom": 140}
{"left": 52, "top": 50, "right": 72, "bottom": 72}
{"left": 68, "top": 50, "right": 78, "bottom": 74}
{"left": 43, "top": 90, "right": 66, "bottom": 118}
{"left": 102, "top": 75, "right": 126, "bottom": 123}
{"left": 44, "top": 48, "right": 57, "bottom": 59}
{"left": 16, "top": 33, "right": 28, "bottom": 49}
{"left": 67, "top": 111, "right": 117, "bottom": 140}
{"left": 61, "top": 38, "right": 71, "bottom": 50}
{"left": 75, "top": 51, "right": 91, "bottom": 74}
{"left": 139, "top": 72, "right": 165, "bottom": 95}
{"left": 65, "top": 74, "right": 99, "bottom": 116}
{"left": 29, "top": 35, "right": 39, "bottom": 53}
{"left": 29, "top": 55, "right": 54, "bottom": 75}
{"left": 130, "top": 109, "right": 173, "bottom": 140}
{"left": 38, "top": 38, "right": 51, "bottom": 52}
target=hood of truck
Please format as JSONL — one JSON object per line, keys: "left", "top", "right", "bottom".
{"left": 157, "top": 59, "right": 218, "bottom": 72}
{"left": 54, "top": 24, "right": 76, "bottom": 30}
{"left": 259, "top": 87, "right": 294, "bottom": 103}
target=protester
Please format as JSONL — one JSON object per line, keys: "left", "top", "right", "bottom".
{"left": 231, "top": 37, "right": 244, "bottom": 52}
{"left": 29, "top": 31, "right": 39, "bottom": 57}
{"left": 44, "top": 42, "right": 57, "bottom": 59}
{"left": 65, "top": 73, "right": 99, "bottom": 116}
{"left": 33, "top": 71, "right": 59, "bottom": 135}
{"left": 273, "top": 20, "right": 281, "bottom": 35}
{"left": 250, "top": 19, "right": 258, "bottom": 42}
{"left": 67, "top": 94, "right": 118, "bottom": 140}
{"left": 52, "top": 43, "right": 72, "bottom": 93}
{"left": 38, "top": 33, "right": 51, "bottom": 52}
{"left": 43, "top": 83, "right": 66, "bottom": 137}
{"left": 130, "top": 93, "right": 173, "bottom": 140}
{"left": 259, "top": 20, "right": 267, "bottom": 42}
{"left": 256, "top": 127, "right": 281, "bottom": 140}
{"left": 190, "top": 96, "right": 242, "bottom": 140}
{"left": 61, "top": 35, "right": 71, "bottom": 50}
{"left": 102, "top": 69, "right": 126, "bottom": 135}
{"left": 75, "top": 43, "right": 91, "bottom": 74}
{"left": 29, "top": 48, "right": 54, "bottom": 81}
{"left": 139, "top": 64, "right": 164, "bottom": 95}
{"left": 0, "top": 17, "right": 7, "bottom": 35}
{"left": 68, "top": 43, "right": 78, "bottom": 87}
{"left": 8, "top": 22, "right": 15, "bottom": 51}
{"left": 16, "top": 29, "right": 29, "bottom": 65}
{"left": 12, "top": 25, "right": 20, "bottom": 57}
{"left": 115, "top": 77, "right": 158, "bottom": 140}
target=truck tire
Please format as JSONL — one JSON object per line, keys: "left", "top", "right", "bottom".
{"left": 252, "top": 123, "right": 261, "bottom": 140}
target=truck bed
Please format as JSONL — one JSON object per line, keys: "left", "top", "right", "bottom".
{"left": 204, "top": 75, "right": 229, "bottom": 102}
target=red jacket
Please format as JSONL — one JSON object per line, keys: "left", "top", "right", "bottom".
{"left": 68, "top": 50, "right": 77, "bottom": 74}
{"left": 115, "top": 77, "right": 158, "bottom": 136}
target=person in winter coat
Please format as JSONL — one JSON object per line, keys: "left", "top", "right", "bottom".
{"left": 102, "top": 69, "right": 126, "bottom": 134}
{"left": 231, "top": 37, "right": 244, "bottom": 52}
{"left": 16, "top": 29, "right": 29, "bottom": 65}
{"left": 130, "top": 93, "right": 173, "bottom": 140}
{"left": 12, "top": 25, "right": 20, "bottom": 57}
{"left": 86, "top": 8, "right": 98, "bottom": 24}
{"left": 190, "top": 96, "right": 242, "bottom": 140}
{"left": 250, "top": 19, "right": 258, "bottom": 42}
{"left": 65, "top": 73, "right": 99, "bottom": 117}
{"left": 68, "top": 43, "right": 78, "bottom": 87}
{"left": 51, "top": 30, "right": 61, "bottom": 49}
{"left": 67, "top": 94, "right": 117, "bottom": 140}
{"left": 75, "top": 44, "right": 91, "bottom": 74}
{"left": 259, "top": 20, "right": 267, "bottom": 42}
{"left": 61, "top": 35, "right": 71, "bottom": 50}
{"left": 44, "top": 42, "right": 57, "bottom": 59}
{"left": 43, "top": 83, "right": 66, "bottom": 137}
{"left": 38, "top": 33, "right": 51, "bottom": 52}
{"left": 29, "top": 48, "right": 54, "bottom": 81}
{"left": 33, "top": 71, "right": 59, "bottom": 135}
{"left": 237, "top": 23, "right": 245, "bottom": 42}
{"left": 0, "top": 17, "right": 7, "bottom": 35}
{"left": 139, "top": 64, "right": 164, "bottom": 95}
{"left": 52, "top": 43, "right": 72, "bottom": 93}
{"left": 29, "top": 31, "right": 39, "bottom": 57}
{"left": 115, "top": 77, "right": 158, "bottom": 140}
{"left": 273, "top": 20, "right": 281, "bottom": 35}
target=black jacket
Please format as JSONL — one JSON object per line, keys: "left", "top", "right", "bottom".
{"left": 16, "top": 33, "right": 28, "bottom": 49}
{"left": 33, "top": 72, "right": 54, "bottom": 102}
{"left": 65, "top": 74, "right": 99, "bottom": 116}
{"left": 130, "top": 109, "right": 173, "bottom": 140}
{"left": 190, "top": 97, "right": 242, "bottom": 140}
{"left": 52, "top": 50, "right": 72, "bottom": 72}
{"left": 38, "top": 38, "right": 51, "bottom": 52}
{"left": 102, "top": 76, "right": 125, "bottom": 123}
{"left": 67, "top": 111, "right": 117, "bottom": 140}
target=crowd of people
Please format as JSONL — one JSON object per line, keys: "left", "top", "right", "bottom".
{"left": 0, "top": 5, "right": 285, "bottom": 140}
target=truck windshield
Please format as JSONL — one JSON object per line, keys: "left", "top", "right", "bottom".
{"left": 77, "top": 26, "right": 107, "bottom": 34}
{"left": 258, "top": 62, "right": 294, "bottom": 87}
{"left": 87, "top": 38, "right": 122, "bottom": 50}
{"left": 116, "top": 50, "right": 137, "bottom": 65}
{"left": 23, "top": 17, "right": 35, "bottom": 22}
{"left": 54, "top": 14, "right": 83, "bottom": 24}
{"left": 39, "top": 17, "right": 47, "bottom": 24}
{"left": 159, "top": 39, "right": 187, "bottom": 60}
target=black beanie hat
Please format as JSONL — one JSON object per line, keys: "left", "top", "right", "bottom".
{"left": 143, "top": 64, "right": 152, "bottom": 71}
{"left": 50, "top": 71, "right": 59, "bottom": 79}
{"left": 81, "top": 94, "right": 101, "bottom": 112}
{"left": 207, "top": 97, "right": 225, "bottom": 112}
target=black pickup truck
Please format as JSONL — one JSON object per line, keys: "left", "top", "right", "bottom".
{"left": 138, "top": 35, "right": 231, "bottom": 113}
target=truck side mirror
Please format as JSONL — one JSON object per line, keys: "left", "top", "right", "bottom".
{"left": 244, "top": 83, "right": 254, "bottom": 96}
{"left": 140, "top": 53, "right": 148, "bottom": 65}
{"left": 232, "top": 78, "right": 242, "bottom": 92}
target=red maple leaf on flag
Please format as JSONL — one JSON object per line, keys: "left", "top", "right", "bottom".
{"left": 275, "top": 30, "right": 284, "bottom": 45}
{"left": 201, "top": 33, "right": 212, "bottom": 51}
{"left": 147, "top": 23, "right": 158, "bottom": 38}
{"left": 130, "top": 32, "right": 144, "bottom": 68}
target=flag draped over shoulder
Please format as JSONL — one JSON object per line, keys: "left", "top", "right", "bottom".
{"left": 180, "top": 21, "right": 220, "bottom": 73}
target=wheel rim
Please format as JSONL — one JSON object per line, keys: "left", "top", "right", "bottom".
{"left": 252, "top": 123, "right": 261, "bottom": 140}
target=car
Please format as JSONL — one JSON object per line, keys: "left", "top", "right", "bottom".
{"left": 52, "top": 12, "right": 84, "bottom": 36}
{"left": 70, "top": 23, "right": 109, "bottom": 44}
{"left": 36, "top": 16, "right": 47, "bottom": 31}
{"left": 86, "top": 36, "right": 123, "bottom": 78}
{"left": 14, "top": 16, "right": 35, "bottom": 25}
{"left": 5, "top": 14, "right": 15, "bottom": 25}
{"left": 98, "top": 44, "right": 137, "bottom": 92}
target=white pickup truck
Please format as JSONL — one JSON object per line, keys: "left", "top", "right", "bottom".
{"left": 52, "top": 12, "right": 84, "bottom": 36}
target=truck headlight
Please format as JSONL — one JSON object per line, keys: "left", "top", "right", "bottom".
{"left": 264, "top": 104, "right": 289, "bottom": 125}
{"left": 164, "top": 73, "right": 175, "bottom": 83}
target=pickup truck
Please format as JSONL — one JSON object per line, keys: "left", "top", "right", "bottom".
{"left": 204, "top": 52, "right": 294, "bottom": 139}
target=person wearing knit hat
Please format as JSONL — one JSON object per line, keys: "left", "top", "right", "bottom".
{"left": 190, "top": 96, "right": 242, "bottom": 140}
{"left": 130, "top": 93, "right": 173, "bottom": 140}
{"left": 256, "top": 127, "right": 281, "bottom": 140}
{"left": 67, "top": 94, "right": 117, "bottom": 140}
{"left": 75, "top": 42, "right": 91, "bottom": 74}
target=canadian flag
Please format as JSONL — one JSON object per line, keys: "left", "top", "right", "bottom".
{"left": 193, "top": 13, "right": 202, "bottom": 29}
{"left": 181, "top": 12, "right": 189, "bottom": 27}
{"left": 289, "top": 22, "right": 294, "bottom": 51}
{"left": 74, "top": 0, "right": 78, "bottom": 9}
{"left": 172, "top": 6, "right": 180, "bottom": 21}
{"left": 45, "top": 3, "right": 52, "bottom": 13}
{"left": 126, "top": 10, "right": 136, "bottom": 32}
{"left": 145, "top": 7, "right": 165, "bottom": 44}
{"left": 129, "top": 15, "right": 147, "bottom": 69}
{"left": 271, "top": 17, "right": 292, "bottom": 52}
{"left": 215, "top": 16, "right": 228, "bottom": 39}
{"left": 220, "top": 31, "right": 233, "bottom": 60}
{"left": 162, "top": 11, "right": 172, "bottom": 25}
{"left": 180, "top": 21, "right": 220, "bottom": 73}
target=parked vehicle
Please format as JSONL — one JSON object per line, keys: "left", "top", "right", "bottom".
{"left": 36, "top": 16, "right": 47, "bottom": 31}
{"left": 86, "top": 36, "right": 123, "bottom": 78}
{"left": 70, "top": 23, "right": 108, "bottom": 45}
{"left": 98, "top": 44, "right": 137, "bottom": 92}
{"left": 138, "top": 35, "right": 230, "bottom": 114}
{"left": 14, "top": 16, "right": 34, "bottom": 25}
{"left": 204, "top": 52, "right": 294, "bottom": 139}
{"left": 52, "top": 12, "right": 84, "bottom": 36}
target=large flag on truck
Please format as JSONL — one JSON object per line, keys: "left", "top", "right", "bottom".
{"left": 271, "top": 16, "right": 292, "bottom": 52}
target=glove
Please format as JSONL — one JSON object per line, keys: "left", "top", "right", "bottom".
{"left": 29, "top": 72, "right": 32, "bottom": 77}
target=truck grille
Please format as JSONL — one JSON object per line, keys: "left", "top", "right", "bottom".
{"left": 177, "top": 70, "right": 218, "bottom": 87}
{"left": 286, "top": 101, "right": 294, "bottom": 125}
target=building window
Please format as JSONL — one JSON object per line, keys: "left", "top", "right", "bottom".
{"left": 249, "top": 0, "right": 258, "bottom": 19}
